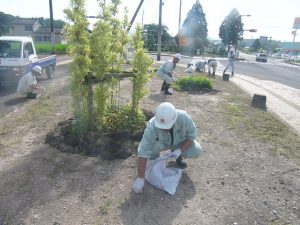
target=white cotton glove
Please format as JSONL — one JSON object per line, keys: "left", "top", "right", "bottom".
{"left": 164, "top": 149, "right": 182, "bottom": 159}
{"left": 133, "top": 178, "right": 145, "bottom": 193}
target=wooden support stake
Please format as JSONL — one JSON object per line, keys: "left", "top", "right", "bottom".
{"left": 87, "top": 81, "right": 94, "bottom": 130}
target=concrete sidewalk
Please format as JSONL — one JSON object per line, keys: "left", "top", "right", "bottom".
{"left": 177, "top": 58, "right": 300, "bottom": 135}
{"left": 216, "top": 62, "right": 300, "bottom": 135}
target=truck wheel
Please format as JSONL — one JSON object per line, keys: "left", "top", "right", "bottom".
{"left": 46, "top": 65, "right": 55, "bottom": 79}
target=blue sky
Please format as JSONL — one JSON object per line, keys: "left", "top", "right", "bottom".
{"left": 1, "top": 0, "right": 299, "bottom": 42}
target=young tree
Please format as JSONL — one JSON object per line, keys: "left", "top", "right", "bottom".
{"left": 64, "top": 0, "right": 152, "bottom": 133}
{"left": 219, "top": 8, "right": 244, "bottom": 48}
{"left": 180, "top": 0, "right": 208, "bottom": 53}
{"left": 64, "top": 0, "right": 91, "bottom": 131}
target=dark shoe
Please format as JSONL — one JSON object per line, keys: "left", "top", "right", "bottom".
{"left": 164, "top": 84, "right": 173, "bottom": 95}
{"left": 26, "top": 92, "right": 37, "bottom": 99}
{"left": 176, "top": 155, "right": 187, "bottom": 169}
{"left": 161, "top": 81, "right": 166, "bottom": 91}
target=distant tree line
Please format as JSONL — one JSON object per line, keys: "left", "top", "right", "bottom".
{"left": 0, "top": 11, "right": 66, "bottom": 36}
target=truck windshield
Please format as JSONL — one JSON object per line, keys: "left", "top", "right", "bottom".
{"left": 0, "top": 41, "right": 22, "bottom": 58}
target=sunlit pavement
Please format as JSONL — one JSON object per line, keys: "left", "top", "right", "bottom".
{"left": 183, "top": 59, "right": 300, "bottom": 135}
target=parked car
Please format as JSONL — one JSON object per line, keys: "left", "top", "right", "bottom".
{"left": 256, "top": 53, "right": 267, "bottom": 63}
{"left": 0, "top": 36, "right": 56, "bottom": 86}
{"left": 271, "top": 53, "right": 282, "bottom": 58}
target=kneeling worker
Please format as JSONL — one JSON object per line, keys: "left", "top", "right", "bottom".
{"left": 133, "top": 102, "right": 203, "bottom": 193}
{"left": 17, "top": 65, "right": 45, "bottom": 99}
{"left": 207, "top": 58, "right": 217, "bottom": 76}
{"left": 157, "top": 53, "right": 181, "bottom": 95}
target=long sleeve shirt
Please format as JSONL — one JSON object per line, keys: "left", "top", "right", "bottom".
{"left": 157, "top": 60, "right": 176, "bottom": 77}
{"left": 137, "top": 110, "right": 198, "bottom": 159}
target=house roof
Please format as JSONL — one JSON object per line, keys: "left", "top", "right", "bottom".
{"left": 11, "top": 18, "right": 40, "bottom": 25}
{"left": 35, "top": 27, "right": 63, "bottom": 35}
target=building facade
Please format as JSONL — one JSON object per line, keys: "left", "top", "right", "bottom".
{"left": 6, "top": 18, "right": 64, "bottom": 44}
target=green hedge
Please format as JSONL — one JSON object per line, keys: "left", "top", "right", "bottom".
{"left": 174, "top": 75, "right": 213, "bottom": 91}
{"left": 35, "top": 43, "right": 69, "bottom": 54}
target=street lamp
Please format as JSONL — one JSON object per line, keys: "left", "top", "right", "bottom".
{"left": 236, "top": 14, "right": 252, "bottom": 52}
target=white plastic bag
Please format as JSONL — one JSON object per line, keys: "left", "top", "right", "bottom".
{"left": 184, "top": 65, "right": 194, "bottom": 73}
{"left": 145, "top": 156, "right": 182, "bottom": 195}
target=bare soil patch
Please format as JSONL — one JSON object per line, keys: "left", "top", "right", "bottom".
{"left": 0, "top": 64, "right": 299, "bottom": 225}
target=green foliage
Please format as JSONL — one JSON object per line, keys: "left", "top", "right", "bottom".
{"left": 180, "top": 0, "right": 208, "bottom": 54}
{"left": 64, "top": 0, "right": 151, "bottom": 134}
{"left": 219, "top": 8, "right": 243, "bottom": 47}
{"left": 35, "top": 43, "right": 68, "bottom": 54}
{"left": 102, "top": 105, "right": 146, "bottom": 133}
{"left": 174, "top": 76, "right": 212, "bottom": 91}
{"left": 181, "top": 0, "right": 208, "bottom": 39}
{"left": 0, "top": 11, "right": 14, "bottom": 35}
{"left": 37, "top": 17, "right": 66, "bottom": 28}
{"left": 143, "top": 24, "right": 176, "bottom": 52}
{"left": 252, "top": 39, "right": 261, "bottom": 52}
{"left": 35, "top": 43, "right": 52, "bottom": 54}
{"left": 64, "top": 0, "right": 91, "bottom": 132}
{"left": 90, "top": 0, "right": 130, "bottom": 129}
{"left": 131, "top": 25, "right": 153, "bottom": 116}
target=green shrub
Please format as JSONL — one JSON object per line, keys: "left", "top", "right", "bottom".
{"left": 174, "top": 75, "right": 212, "bottom": 91}
{"left": 102, "top": 105, "right": 146, "bottom": 133}
{"left": 55, "top": 44, "right": 68, "bottom": 54}
{"left": 35, "top": 43, "right": 69, "bottom": 54}
{"left": 35, "top": 43, "right": 52, "bottom": 54}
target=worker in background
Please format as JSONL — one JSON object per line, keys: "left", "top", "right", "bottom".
{"left": 207, "top": 58, "right": 217, "bottom": 76}
{"left": 17, "top": 65, "right": 45, "bottom": 99}
{"left": 223, "top": 47, "right": 236, "bottom": 76}
{"left": 157, "top": 53, "right": 181, "bottom": 95}
{"left": 133, "top": 102, "right": 203, "bottom": 193}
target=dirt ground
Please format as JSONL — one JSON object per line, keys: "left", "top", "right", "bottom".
{"left": 0, "top": 63, "right": 299, "bottom": 225}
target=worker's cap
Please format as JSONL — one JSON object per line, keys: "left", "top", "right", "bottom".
{"left": 154, "top": 102, "right": 178, "bottom": 129}
{"left": 32, "top": 65, "right": 42, "bottom": 75}
{"left": 175, "top": 53, "right": 182, "bottom": 60}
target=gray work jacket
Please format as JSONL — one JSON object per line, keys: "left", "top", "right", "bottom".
{"left": 137, "top": 110, "right": 198, "bottom": 159}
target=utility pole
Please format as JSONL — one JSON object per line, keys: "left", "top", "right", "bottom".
{"left": 49, "top": 0, "right": 55, "bottom": 53}
{"left": 178, "top": 0, "right": 182, "bottom": 33}
{"left": 157, "top": 0, "right": 162, "bottom": 61}
{"left": 268, "top": 37, "right": 272, "bottom": 56}
{"left": 126, "top": 0, "right": 144, "bottom": 33}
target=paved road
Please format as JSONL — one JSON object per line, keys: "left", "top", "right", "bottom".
{"left": 219, "top": 55, "right": 300, "bottom": 90}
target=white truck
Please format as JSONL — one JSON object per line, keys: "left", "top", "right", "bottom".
{"left": 0, "top": 36, "right": 56, "bottom": 86}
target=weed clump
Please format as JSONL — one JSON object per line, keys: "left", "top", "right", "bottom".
{"left": 174, "top": 76, "right": 212, "bottom": 91}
